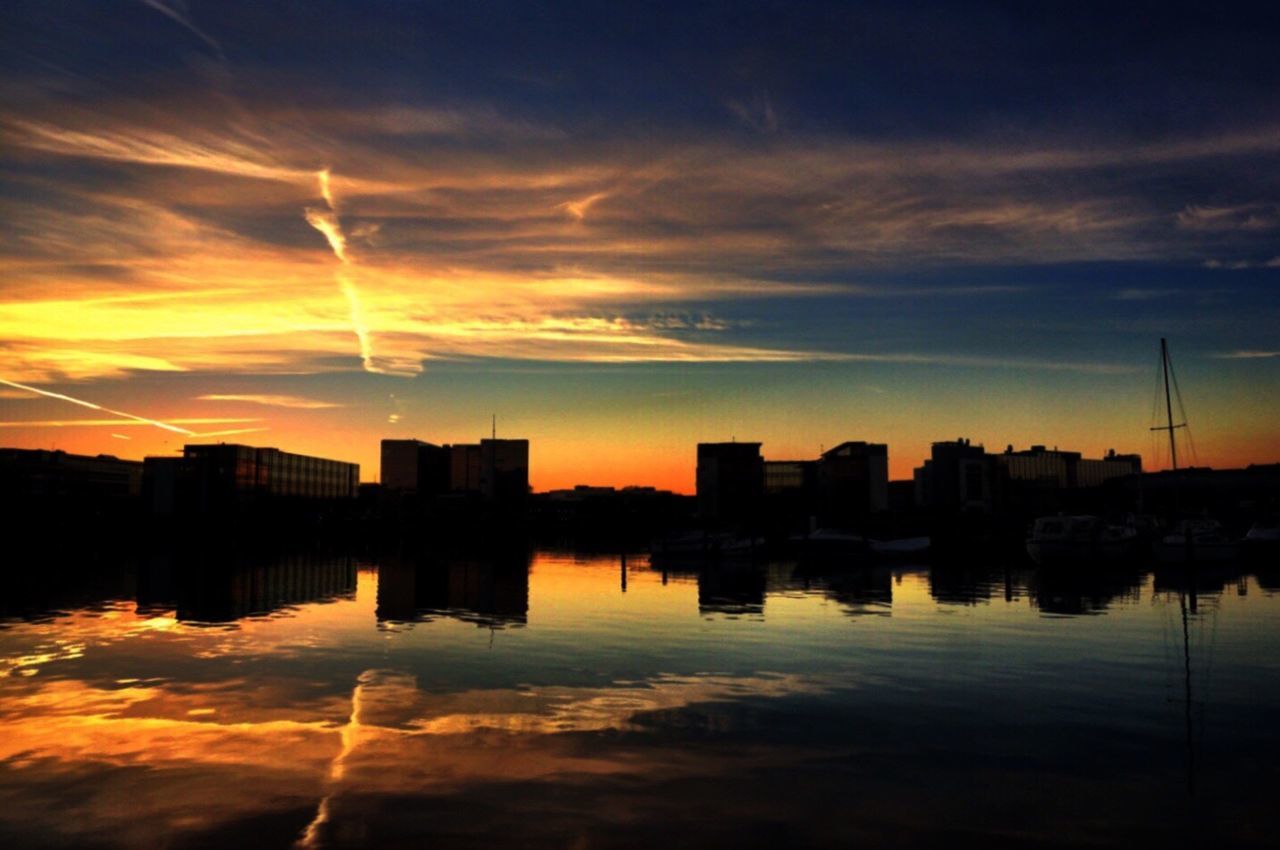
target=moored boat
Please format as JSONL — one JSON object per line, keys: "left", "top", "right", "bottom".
{"left": 1155, "top": 518, "right": 1244, "bottom": 563}
{"left": 1026, "top": 515, "right": 1143, "bottom": 566}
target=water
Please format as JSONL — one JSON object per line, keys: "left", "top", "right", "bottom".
{"left": 2, "top": 547, "right": 1277, "bottom": 848}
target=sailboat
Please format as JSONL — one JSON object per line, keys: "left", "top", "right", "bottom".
{"left": 1150, "top": 338, "right": 1244, "bottom": 564}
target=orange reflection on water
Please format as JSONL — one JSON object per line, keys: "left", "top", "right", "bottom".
{"left": 0, "top": 556, "right": 838, "bottom": 848}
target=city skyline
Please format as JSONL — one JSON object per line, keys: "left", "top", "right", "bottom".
{"left": 2, "top": 2, "right": 1278, "bottom": 492}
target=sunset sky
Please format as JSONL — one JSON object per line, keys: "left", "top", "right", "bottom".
{"left": 2, "top": 1, "right": 1277, "bottom": 490}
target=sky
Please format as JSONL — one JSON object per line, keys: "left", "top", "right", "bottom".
{"left": 1, "top": 0, "right": 1277, "bottom": 490}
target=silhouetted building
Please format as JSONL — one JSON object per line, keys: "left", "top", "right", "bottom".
{"left": 818, "top": 441, "right": 888, "bottom": 522}
{"left": 914, "top": 438, "right": 996, "bottom": 512}
{"left": 381, "top": 439, "right": 450, "bottom": 494}
{"left": 697, "top": 442, "right": 763, "bottom": 523}
{"left": 445, "top": 438, "right": 528, "bottom": 502}
{"left": 144, "top": 443, "right": 358, "bottom": 515}
{"left": 481, "top": 438, "right": 529, "bottom": 502}
{"left": 537, "top": 485, "right": 691, "bottom": 534}
{"left": 887, "top": 480, "right": 916, "bottom": 513}
{"left": 996, "top": 444, "right": 1141, "bottom": 489}
{"left": 1105, "top": 463, "right": 1280, "bottom": 521}
{"left": 450, "top": 443, "right": 483, "bottom": 492}
{"left": 1076, "top": 449, "right": 1143, "bottom": 488}
{"left": 764, "top": 460, "right": 817, "bottom": 494}
{"left": 0, "top": 448, "right": 143, "bottom": 501}
{"left": 916, "top": 439, "right": 1146, "bottom": 517}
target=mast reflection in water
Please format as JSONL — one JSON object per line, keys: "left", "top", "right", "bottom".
{"left": 1, "top": 548, "right": 1278, "bottom": 848}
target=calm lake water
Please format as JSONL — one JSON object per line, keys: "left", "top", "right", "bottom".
{"left": 2, "top": 546, "right": 1277, "bottom": 848}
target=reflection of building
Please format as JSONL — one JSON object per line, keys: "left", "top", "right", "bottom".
{"left": 144, "top": 443, "right": 359, "bottom": 515}
{"left": 1, "top": 448, "right": 142, "bottom": 501}
{"left": 376, "top": 552, "right": 530, "bottom": 628}
{"left": 381, "top": 439, "right": 450, "bottom": 494}
{"left": 697, "top": 564, "right": 766, "bottom": 616}
{"left": 697, "top": 442, "right": 763, "bottom": 522}
{"left": 821, "top": 565, "right": 893, "bottom": 616}
{"left": 135, "top": 551, "right": 357, "bottom": 622}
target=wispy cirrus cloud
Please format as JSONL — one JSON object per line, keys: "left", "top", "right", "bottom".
{"left": 1211, "top": 350, "right": 1280, "bottom": 359}
{"left": 0, "top": 417, "right": 260, "bottom": 428}
{"left": 1177, "top": 203, "right": 1279, "bottom": 232}
{"left": 197, "top": 394, "right": 342, "bottom": 409}
{"left": 3, "top": 75, "right": 1279, "bottom": 386}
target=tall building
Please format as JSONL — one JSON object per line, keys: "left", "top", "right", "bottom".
{"left": 764, "top": 460, "right": 817, "bottom": 494}
{"left": 914, "top": 438, "right": 996, "bottom": 512}
{"left": 697, "top": 442, "right": 763, "bottom": 522}
{"left": 450, "top": 444, "right": 483, "bottom": 493}
{"left": 381, "top": 439, "right": 450, "bottom": 494}
{"left": 480, "top": 438, "right": 529, "bottom": 502}
{"left": 448, "top": 439, "right": 529, "bottom": 502}
{"left": 818, "top": 441, "right": 889, "bottom": 520}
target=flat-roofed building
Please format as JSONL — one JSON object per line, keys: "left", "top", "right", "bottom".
{"left": 819, "top": 441, "right": 889, "bottom": 519}
{"left": 697, "top": 442, "right": 763, "bottom": 522}
{"left": 764, "top": 460, "right": 817, "bottom": 494}
{"left": 480, "top": 438, "right": 529, "bottom": 502}
{"left": 1077, "top": 450, "right": 1142, "bottom": 488}
{"left": 145, "top": 443, "right": 358, "bottom": 514}
{"left": 450, "top": 444, "right": 483, "bottom": 493}
{"left": 381, "top": 439, "right": 450, "bottom": 494}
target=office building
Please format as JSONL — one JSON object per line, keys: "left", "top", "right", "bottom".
{"left": 0, "top": 448, "right": 143, "bottom": 501}
{"left": 914, "top": 438, "right": 997, "bottom": 513}
{"left": 450, "top": 444, "right": 484, "bottom": 493}
{"left": 447, "top": 438, "right": 529, "bottom": 502}
{"left": 818, "top": 441, "right": 889, "bottom": 519}
{"left": 144, "top": 443, "right": 358, "bottom": 515}
{"left": 996, "top": 445, "right": 1142, "bottom": 490}
{"left": 381, "top": 439, "right": 450, "bottom": 494}
{"left": 480, "top": 438, "right": 529, "bottom": 501}
{"left": 697, "top": 442, "right": 763, "bottom": 522}
{"left": 764, "top": 460, "right": 817, "bottom": 494}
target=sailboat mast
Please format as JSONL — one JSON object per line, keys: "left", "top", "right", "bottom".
{"left": 1161, "top": 338, "right": 1178, "bottom": 470}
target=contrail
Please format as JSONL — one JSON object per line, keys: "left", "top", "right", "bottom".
{"left": 139, "top": 0, "right": 225, "bottom": 59}
{"left": 0, "top": 378, "right": 197, "bottom": 435}
{"left": 304, "top": 169, "right": 387, "bottom": 375}
{"left": 296, "top": 670, "right": 372, "bottom": 848}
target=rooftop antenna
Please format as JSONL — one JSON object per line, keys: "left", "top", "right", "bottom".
{"left": 492, "top": 414, "right": 496, "bottom": 441}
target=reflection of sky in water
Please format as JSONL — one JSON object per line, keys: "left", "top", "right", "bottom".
{"left": 1, "top": 551, "right": 1278, "bottom": 848}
